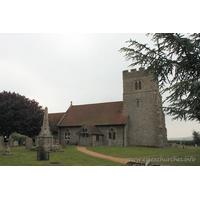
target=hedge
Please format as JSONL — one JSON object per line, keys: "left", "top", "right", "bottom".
{"left": 11, "top": 132, "right": 28, "bottom": 146}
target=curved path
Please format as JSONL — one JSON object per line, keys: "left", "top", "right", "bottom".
{"left": 77, "top": 146, "right": 127, "bottom": 164}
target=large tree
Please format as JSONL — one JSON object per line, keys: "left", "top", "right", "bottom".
{"left": 119, "top": 33, "right": 200, "bottom": 121}
{"left": 0, "top": 91, "right": 44, "bottom": 138}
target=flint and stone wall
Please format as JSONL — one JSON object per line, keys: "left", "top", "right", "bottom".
{"left": 123, "top": 68, "right": 167, "bottom": 147}
{"left": 59, "top": 125, "right": 125, "bottom": 147}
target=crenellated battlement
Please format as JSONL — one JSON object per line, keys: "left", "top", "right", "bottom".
{"left": 123, "top": 67, "right": 146, "bottom": 78}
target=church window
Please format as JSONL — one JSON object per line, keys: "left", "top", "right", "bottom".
{"left": 135, "top": 81, "right": 138, "bottom": 90}
{"left": 108, "top": 128, "right": 117, "bottom": 140}
{"left": 135, "top": 81, "right": 142, "bottom": 90}
{"left": 137, "top": 100, "right": 140, "bottom": 107}
{"left": 109, "top": 132, "right": 112, "bottom": 139}
{"left": 139, "top": 81, "right": 141, "bottom": 90}
{"left": 113, "top": 132, "right": 116, "bottom": 140}
{"left": 65, "top": 129, "right": 71, "bottom": 140}
{"left": 82, "top": 128, "right": 87, "bottom": 132}
{"left": 96, "top": 135, "right": 99, "bottom": 141}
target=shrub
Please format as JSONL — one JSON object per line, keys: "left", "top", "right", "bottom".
{"left": 11, "top": 132, "right": 28, "bottom": 146}
{"left": 192, "top": 130, "right": 200, "bottom": 145}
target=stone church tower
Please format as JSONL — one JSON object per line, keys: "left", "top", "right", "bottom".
{"left": 123, "top": 67, "right": 168, "bottom": 148}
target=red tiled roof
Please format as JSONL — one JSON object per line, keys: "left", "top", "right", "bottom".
{"left": 82, "top": 124, "right": 104, "bottom": 135}
{"left": 58, "top": 101, "right": 128, "bottom": 127}
{"left": 48, "top": 112, "right": 65, "bottom": 132}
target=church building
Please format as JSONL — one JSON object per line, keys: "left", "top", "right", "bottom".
{"left": 48, "top": 68, "right": 168, "bottom": 148}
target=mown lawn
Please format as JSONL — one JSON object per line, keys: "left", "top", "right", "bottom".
{"left": 0, "top": 145, "right": 123, "bottom": 166}
{"left": 87, "top": 146, "right": 200, "bottom": 166}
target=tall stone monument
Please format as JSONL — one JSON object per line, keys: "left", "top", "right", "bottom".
{"left": 36, "top": 107, "right": 53, "bottom": 151}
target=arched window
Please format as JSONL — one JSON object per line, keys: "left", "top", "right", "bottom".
{"left": 65, "top": 129, "right": 70, "bottom": 140}
{"left": 137, "top": 100, "right": 141, "bottom": 108}
{"left": 113, "top": 132, "right": 116, "bottom": 140}
{"left": 108, "top": 128, "right": 116, "bottom": 140}
{"left": 109, "top": 132, "right": 112, "bottom": 139}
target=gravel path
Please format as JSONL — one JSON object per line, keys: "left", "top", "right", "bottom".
{"left": 77, "top": 146, "right": 127, "bottom": 164}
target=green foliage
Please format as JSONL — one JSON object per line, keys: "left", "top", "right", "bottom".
{"left": 0, "top": 91, "right": 44, "bottom": 137}
{"left": 119, "top": 33, "right": 200, "bottom": 121}
{"left": 11, "top": 132, "right": 28, "bottom": 146}
{"left": 192, "top": 130, "right": 200, "bottom": 145}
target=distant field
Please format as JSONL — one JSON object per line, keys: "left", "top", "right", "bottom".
{"left": 0, "top": 146, "right": 123, "bottom": 166}
{"left": 87, "top": 146, "right": 200, "bottom": 166}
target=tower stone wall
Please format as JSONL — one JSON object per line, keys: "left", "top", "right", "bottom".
{"left": 123, "top": 68, "right": 167, "bottom": 148}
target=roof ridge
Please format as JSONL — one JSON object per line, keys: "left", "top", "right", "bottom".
{"left": 72, "top": 101, "right": 123, "bottom": 107}
{"left": 49, "top": 112, "right": 65, "bottom": 115}
{"left": 57, "top": 103, "right": 73, "bottom": 126}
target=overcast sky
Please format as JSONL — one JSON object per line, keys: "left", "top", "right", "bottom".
{"left": 0, "top": 33, "right": 199, "bottom": 139}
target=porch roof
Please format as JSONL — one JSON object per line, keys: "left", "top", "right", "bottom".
{"left": 81, "top": 124, "right": 104, "bottom": 135}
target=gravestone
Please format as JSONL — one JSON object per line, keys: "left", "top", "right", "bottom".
{"left": 13, "top": 141, "right": 19, "bottom": 147}
{"left": 56, "top": 139, "right": 59, "bottom": 144}
{"left": 0, "top": 136, "right": 5, "bottom": 151}
{"left": 26, "top": 137, "right": 33, "bottom": 150}
{"left": 61, "top": 139, "right": 66, "bottom": 148}
{"left": 53, "top": 144, "right": 60, "bottom": 151}
{"left": 171, "top": 143, "right": 177, "bottom": 147}
{"left": 61, "top": 134, "right": 66, "bottom": 148}
{"left": 195, "top": 144, "right": 197, "bottom": 147}
{"left": 178, "top": 144, "right": 184, "bottom": 149}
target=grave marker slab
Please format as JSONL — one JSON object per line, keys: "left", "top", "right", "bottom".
{"left": 26, "top": 137, "right": 33, "bottom": 150}
{"left": 13, "top": 141, "right": 19, "bottom": 147}
{"left": 178, "top": 144, "right": 184, "bottom": 149}
{"left": 171, "top": 143, "right": 177, "bottom": 147}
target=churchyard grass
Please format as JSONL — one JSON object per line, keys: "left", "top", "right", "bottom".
{"left": 1, "top": 145, "right": 199, "bottom": 166}
{"left": 87, "top": 146, "right": 200, "bottom": 166}
{"left": 0, "top": 145, "right": 123, "bottom": 166}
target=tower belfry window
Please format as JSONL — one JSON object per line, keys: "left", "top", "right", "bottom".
{"left": 135, "top": 81, "right": 142, "bottom": 90}
{"left": 139, "top": 81, "right": 141, "bottom": 90}
{"left": 135, "top": 82, "right": 138, "bottom": 90}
